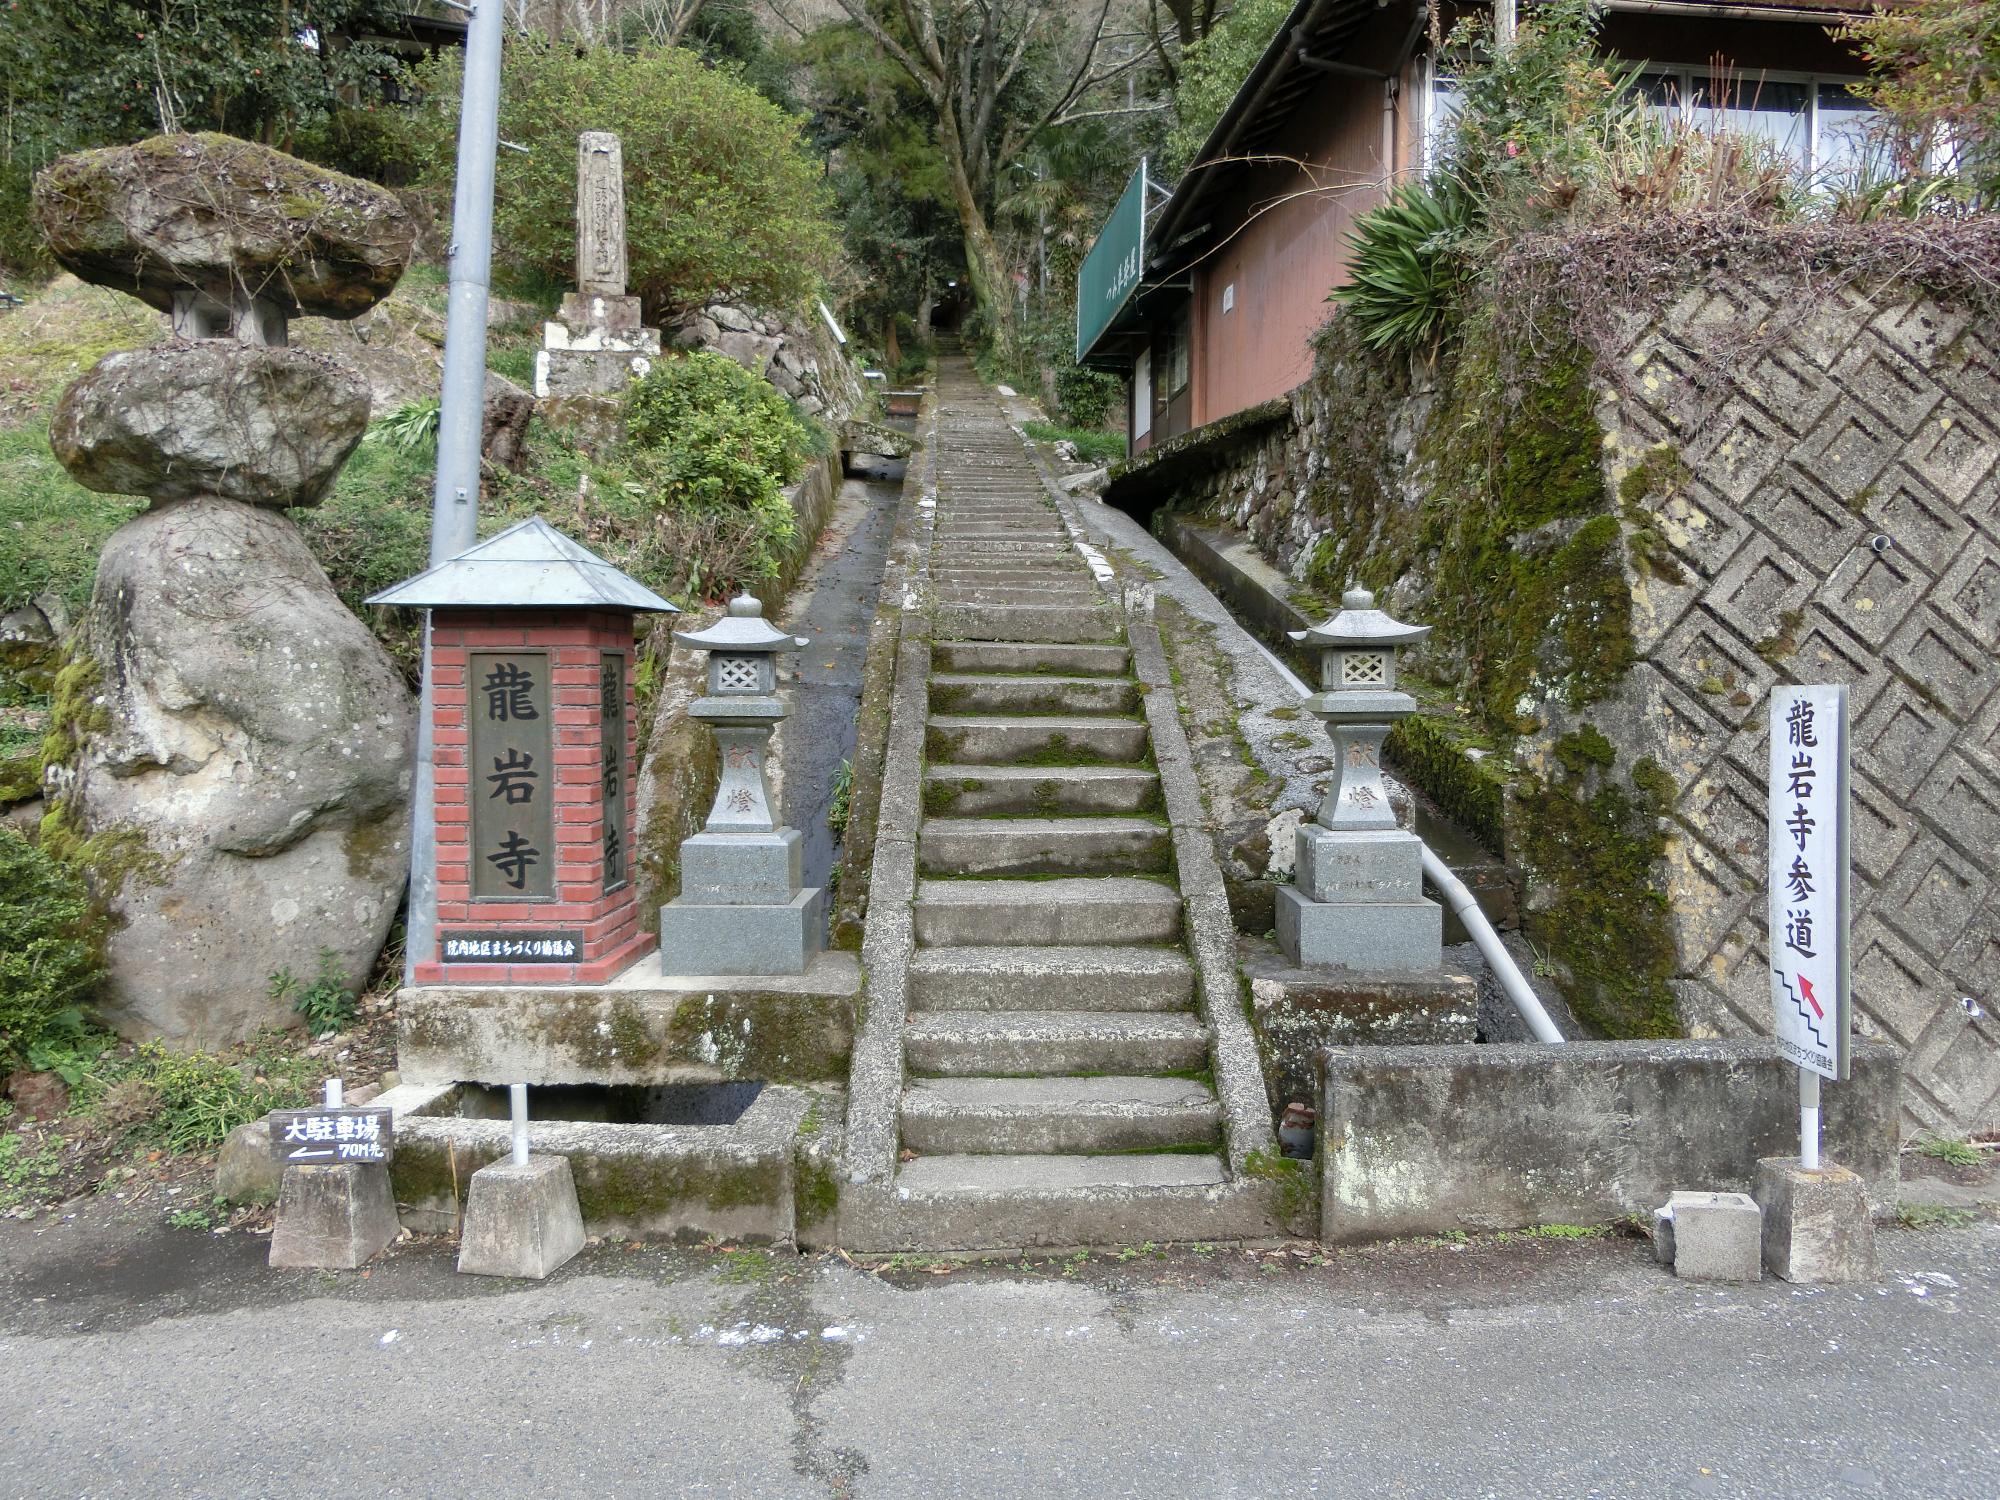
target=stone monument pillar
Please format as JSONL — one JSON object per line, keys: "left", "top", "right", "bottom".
{"left": 1277, "top": 588, "right": 1443, "bottom": 971}
{"left": 535, "top": 132, "right": 662, "bottom": 401}
{"left": 657, "top": 596, "right": 824, "bottom": 976}
{"left": 368, "top": 517, "right": 678, "bottom": 986}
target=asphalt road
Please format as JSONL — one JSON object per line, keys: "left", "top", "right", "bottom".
{"left": 3, "top": 1209, "right": 1996, "bottom": 1500}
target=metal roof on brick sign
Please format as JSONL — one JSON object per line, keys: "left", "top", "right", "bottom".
{"left": 365, "top": 516, "right": 678, "bottom": 612}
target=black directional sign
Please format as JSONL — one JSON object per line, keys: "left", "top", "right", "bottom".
{"left": 268, "top": 1107, "right": 395, "bottom": 1166}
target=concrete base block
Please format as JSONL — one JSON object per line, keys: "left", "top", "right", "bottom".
{"left": 1275, "top": 884, "right": 1441, "bottom": 971}
{"left": 1755, "top": 1156, "right": 1879, "bottom": 1284}
{"left": 1295, "top": 827, "right": 1422, "bottom": 904}
{"left": 1651, "top": 1205, "right": 1677, "bottom": 1265}
{"left": 457, "top": 1154, "right": 586, "bottom": 1279}
{"left": 1663, "top": 1190, "right": 1762, "bottom": 1282}
{"left": 268, "top": 1163, "right": 400, "bottom": 1270}
{"left": 659, "top": 886, "right": 826, "bottom": 976}
{"left": 1243, "top": 939, "right": 1475, "bottom": 1106}
{"left": 677, "top": 829, "right": 803, "bottom": 905}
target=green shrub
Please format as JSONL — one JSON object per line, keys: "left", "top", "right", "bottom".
{"left": 412, "top": 41, "right": 836, "bottom": 314}
{"left": 129, "top": 1041, "right": 309, "bottom": 1154}
{"left": 1023, "top": 421, "right": 1125, "bottom": 466}
{"left": 269, "top": 948, "right": 357, "bottom": 1039}
{"left": 615, "top": 352, "right": 816, "bottom": 599}
{"left": 625, "top": 351, "right": 813, "bottom": 509}
{"left": 0, "top": 827, "right": 105, "bottom": 1071}
{"left": 1330, "top": 182, "right": 1473, "bottom": 354}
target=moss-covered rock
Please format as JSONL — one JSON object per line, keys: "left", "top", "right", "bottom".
{"left": 1510, "top": 729, "right": 1679, "bottom": 1038}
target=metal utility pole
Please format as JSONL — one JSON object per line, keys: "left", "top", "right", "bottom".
{"left": 405, "top": 0, "right": 505, "bottom": 986}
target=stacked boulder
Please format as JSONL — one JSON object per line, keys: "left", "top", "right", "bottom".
{"left": 33, "top": 134, "right": 418, "bottom": 1047}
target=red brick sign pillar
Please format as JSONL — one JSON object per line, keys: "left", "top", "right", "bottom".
{"left": 412, "top": 606, "right": 654, "bottom": 985}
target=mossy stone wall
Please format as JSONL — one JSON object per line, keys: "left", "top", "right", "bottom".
{"left": 1153, "top": 248, "right": 2000, "bottom": 1136}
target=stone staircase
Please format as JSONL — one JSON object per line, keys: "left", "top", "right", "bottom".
{"left": 841, "top": 360, "right": 1279, "bottom": 1250}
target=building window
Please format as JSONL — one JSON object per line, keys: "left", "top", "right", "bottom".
{"left": 1636, "top": 68, "right": 1874, "bottom": 181}
{"left": 1426, "top": 63, "right": 1881, "bottom": 184}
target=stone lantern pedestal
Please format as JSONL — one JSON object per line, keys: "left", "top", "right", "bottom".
{"left": 369, "top": 518, "right": 678, "bottom": 985}
{"left": 1278, "top": 588, "right": 1442, "bottom": 972}
{"left": 659, "top": 596, "right": 825, "bottom": 976}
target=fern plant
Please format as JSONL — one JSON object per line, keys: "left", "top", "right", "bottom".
{"left": 1329, "top": 181, "right": 1472, "bottom": 354}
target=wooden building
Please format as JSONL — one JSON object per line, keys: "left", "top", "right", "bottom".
{"left": 1081, "top": 0, "right": 1887, "bottom": 454}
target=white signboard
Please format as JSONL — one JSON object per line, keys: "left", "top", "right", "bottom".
{"left": 1768, "top": 684, "right": 1850, "bottom": 1081}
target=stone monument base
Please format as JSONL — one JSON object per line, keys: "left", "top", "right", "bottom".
{"left": 457, "top": 1154, "right": 586, "bottom": 1279}
{"left": 1754, "top": 1156, "right": 1879, "bottom": 1283}
{"left": 1295, "top": 826, "right": 1422, "bottom": 904}
{"left": 268, "top": 1163, "right": 400, "bottom": 1270}
{"left": 1275, "top": 884, "right": 1441, "bottom": 971}
{"left": 659, "top": 887, "right": 826, "bottom": 977}
{"left": 678, "top": 828, "right": 802, "bottom": 904}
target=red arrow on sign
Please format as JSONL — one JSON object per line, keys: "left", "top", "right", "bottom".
{"left": 1798, "top": 975, "right": 1825, "bottom": 1018}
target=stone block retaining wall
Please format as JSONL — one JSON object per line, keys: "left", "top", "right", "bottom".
{"left": 1122, "top": 252, "right": 1999, "bottom": 1137}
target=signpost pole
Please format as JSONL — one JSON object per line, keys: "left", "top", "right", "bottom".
{"left": 406, "top": 0, "right": 505, "bottom": 987}
{"left": 325, "top": 1078, "right": 343, "bottom": 1110}
{"left": 1800, "top": 1068, "right": 1820, "bottom": 1171}
{"left": 509, "top": 1083, "right": 530, "bottom": 1167}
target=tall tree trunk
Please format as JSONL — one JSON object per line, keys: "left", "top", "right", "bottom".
{"left": 937, "top": 105, "right": 1015, "bottom": 352}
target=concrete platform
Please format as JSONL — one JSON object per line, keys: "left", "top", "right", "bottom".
{"left": 397, "top": 949, "right": 860, "bottom": 1088}
{"left": 380, "top": 1079, "right": 835, "bottom": 1247}
{"left": 1242, "top": 938, "right": 1477, "bottom": 1107}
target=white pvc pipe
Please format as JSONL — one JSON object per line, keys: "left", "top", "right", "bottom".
{"left": 1254, "top": 640, "right": 1563, "bottom": 1044}
{"left": 1800, "top": 1068, "right": 1821, "bottom": 1170}
{"left": 509, "top": 1083, "right": 530, "bottom": 1167}
{"left": 1422, "top": 843, "right": 1565, "bottom": 1045}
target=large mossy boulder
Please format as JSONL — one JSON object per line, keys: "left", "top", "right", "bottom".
{"left": 32, "top": 134, "right": 416, "bottom": 318}
{"left": 51, "top": 342, "right": 370, "bottom": 507}
{"left": 55, "top": 499, "right": 414, "bottom": 1046}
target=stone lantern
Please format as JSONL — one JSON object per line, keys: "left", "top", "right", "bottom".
{"left": 1278, "top": 587, "right": 1442, "bottom": 970}
{"left": 658, "top": 595, "right": 825, "bottom": 976}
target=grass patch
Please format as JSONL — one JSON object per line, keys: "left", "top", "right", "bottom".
{"left": 1022, "top": 421, "right": 1125, "bottom": 466}
{"left": 0, "top": 420, "right": 143, "bottom": 614}
{"left": 1897, "top": 1203, "right": 1981, "bottom": 1230}
{"left": 1914, "top": 1136, "right": 1983, "bottom": 1169}
{"left": 1498, "top": 1222, "right": 1608, "bottom": 1242}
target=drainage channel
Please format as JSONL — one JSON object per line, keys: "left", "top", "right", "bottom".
{"left": 780, "top": 456, "right": 906, "bottom": 897}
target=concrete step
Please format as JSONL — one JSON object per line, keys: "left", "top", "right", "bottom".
{"left": 907, "top": 945, "right": 1194, "bottom": 1011}
{"left": 894, "top": 1151, "right": 1227, "bottom": 1192}
{"left": 899, "top": 1076, "right": 1222, "bottom": 1155}
{"left": 923, "top": 763, "right": 1159, "bottom": 816}
{"left": 913, "top": 877, "right": 1182, "bottom": 946}
{"left": 935, "top": 602, "right": 1119, "bottom": 645}
{"left": 925, "top": 714, "right": 1147, "bottom": 765}
{"left": 933, "top": 641, "right": 1131, "bottom": 677}
{"left": 934, "top": 566, "right": 1094, "bottom": 584}
{"left": 845, "top": 1158, "right": 1276, "bottom": 1251}
{"left": 903, "top": 1010, "right": 1211, "bottom": 1076}
{"left": 919, "top": 815, "right": 1171, "bottom": 877}
{"left": 937, "top": 585, "right": 1101, "bottom": 609}
{"left": 928, "top": 673, "right": 1140, "bottom": 716}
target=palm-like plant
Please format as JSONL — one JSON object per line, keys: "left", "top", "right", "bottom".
{"left": 1329, "top": 181, "right": 1472, "bottom": 354}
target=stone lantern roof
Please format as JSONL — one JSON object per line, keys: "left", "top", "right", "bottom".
{"left": 673, "top": 593, "right": 807, "bottom": 653}
{"left": 365, "top": 516, "right": 676, "bottom": 613}
{"left": 1288, "top": 587, "right": 1431, "bottom": 650}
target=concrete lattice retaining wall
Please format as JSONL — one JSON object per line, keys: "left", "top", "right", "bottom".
{"left": 1318, "top": 1039, "right": 1903, "bottom": 1243}
{"left": 1118, "top": 258, "right": 1999, "bottom": 1138}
